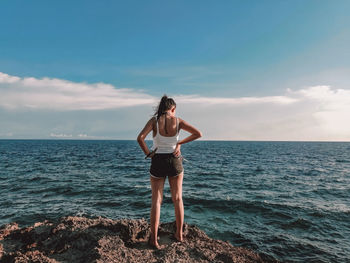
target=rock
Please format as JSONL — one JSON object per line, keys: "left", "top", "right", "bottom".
{"left": 0, "top": 216, "right": 279, "bottom": 263}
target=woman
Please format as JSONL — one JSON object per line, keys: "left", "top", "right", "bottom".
{"left": 137, "top": 95, "right": 202, "bottom": 249}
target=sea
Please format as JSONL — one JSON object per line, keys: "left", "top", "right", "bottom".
{"left": 0, "top": 140, "right": 349, "bottom": 262}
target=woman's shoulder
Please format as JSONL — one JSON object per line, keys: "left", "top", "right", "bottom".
{"left": 146, "top": 117, "right": 157, "bottom": 126}
{"left": 177, "top": 116, "right": 184, "bottom": 122}
{"left": 151, "top": 117, "right": 157, "bottom": 125}
{"left": 176, "top": 117, "right": 184, "bottom": 128}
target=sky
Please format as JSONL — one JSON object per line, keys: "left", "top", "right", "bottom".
{"left": 1, "top": 0, "right": 350, "bottom": 141}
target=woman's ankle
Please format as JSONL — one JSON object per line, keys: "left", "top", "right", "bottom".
{"left": 175, "top": 231, "right": 183, "bottom": 241}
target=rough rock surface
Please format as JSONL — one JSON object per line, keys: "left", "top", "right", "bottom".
{"left": 0, "top": 216, "right": 279, "bottom": 263}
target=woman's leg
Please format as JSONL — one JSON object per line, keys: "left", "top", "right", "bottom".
{"left": 150, "top": 175, "right": 166, "bottom": 247}
{"left": 168, "top": 172, "right": 184, "bottom": 241}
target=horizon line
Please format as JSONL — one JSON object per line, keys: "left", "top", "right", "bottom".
{"left": 0, "top": 138, "right": 349, "bottom": 143}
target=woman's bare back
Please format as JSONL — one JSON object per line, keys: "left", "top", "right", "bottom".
{"left": 153, "top": 115, "right": 178, "bottom": 137}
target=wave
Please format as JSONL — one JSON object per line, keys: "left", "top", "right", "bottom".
{"left": 93, "top": 201, "right": 123, "bottom": 208}
{"left": 281, "top": 218, "right": 312, "bottom": 230}
{"left": 335, "top": 159, "right": 350, "bottom": 163}
{"left": 183, "top": 195, "right": 296, "bottom": 219}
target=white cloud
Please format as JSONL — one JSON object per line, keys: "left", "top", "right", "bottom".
{"left": 0, "top": 73, "right": 20, "bottom": 83}
{"left": 175, "top": 85, "right": 350, "bottom": 141}
{"left": 176, "top": 94, "right": 297, "bottom": 105}
{"left": 0, "top": 72, "right": 299, "bottom": 111}
{"left": 289, "top": 86, "right": 350, "bottom": 139}
{"left": 1, "top": 72, "right": 350, "bottom": 141}
{"left": 49, "top": 133, "right": 102, "bottom": 139}
{"left": 0, "top": 72, "right": 156, "bottom": 110}
{"left": 50, "top": 133, "right": 73, "bottom": 138}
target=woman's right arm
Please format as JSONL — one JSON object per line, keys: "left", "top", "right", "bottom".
{"left": 137, "top": 118, "right": 154, "bottom": 156}
{"left": 173, "top": 118, "right": 202, "bottom": 157}
{"left": 178, "top": 118, "right": 202, "bottom": 145}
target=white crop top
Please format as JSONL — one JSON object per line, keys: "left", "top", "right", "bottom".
{"left": 152, "top": 117, "right": 179, "bottom": 154}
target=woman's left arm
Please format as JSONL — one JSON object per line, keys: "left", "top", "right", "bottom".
{"left": 137, "top": 118, "right": 154, "bottom": 156}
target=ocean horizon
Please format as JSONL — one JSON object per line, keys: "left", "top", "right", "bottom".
{"left": 1, "top": 139, "right": 349, "bottom": 262}
{"left": 1, "top": 139, "right": 350, "bottom": 142}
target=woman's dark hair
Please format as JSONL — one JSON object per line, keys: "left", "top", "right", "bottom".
{"left": 154, "top": 95, "right": 176, "bottom": 120}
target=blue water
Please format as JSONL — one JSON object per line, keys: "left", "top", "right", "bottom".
{"left": 0, "top": 140, "right": 349, "bottom": 262}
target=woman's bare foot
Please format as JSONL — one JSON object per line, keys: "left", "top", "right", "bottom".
{"left": 174, "top": 231, "right": 183, "bottom": 242}
{"left": 148, "top": 235, "right": 161, "bottom": 249}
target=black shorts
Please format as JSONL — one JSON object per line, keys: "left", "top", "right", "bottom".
{"left": 150, "top": 153, "right": 184, "bottom": 178}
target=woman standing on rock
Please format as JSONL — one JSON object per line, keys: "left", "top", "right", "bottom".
{"left": 137, "top": 95, "right": 202, "bottom": 249}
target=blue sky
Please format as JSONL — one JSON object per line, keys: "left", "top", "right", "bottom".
{"left": 1, "top": 0, "right": 350, "bottom": 140}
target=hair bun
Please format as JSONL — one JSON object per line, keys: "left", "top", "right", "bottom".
{"left": 161, "top": 95, "right": 168, "bottom": 101}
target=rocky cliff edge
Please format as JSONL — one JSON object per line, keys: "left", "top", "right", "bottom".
{"left": 0, "top": 216, "right": 279, "bottom": 263}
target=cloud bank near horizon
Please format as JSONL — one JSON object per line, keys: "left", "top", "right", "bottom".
{"left": 0, "top": 72, "right": 349, "bottom": 141}
{"left": 0, "top": 72, "right": 156, "bottom": 110}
